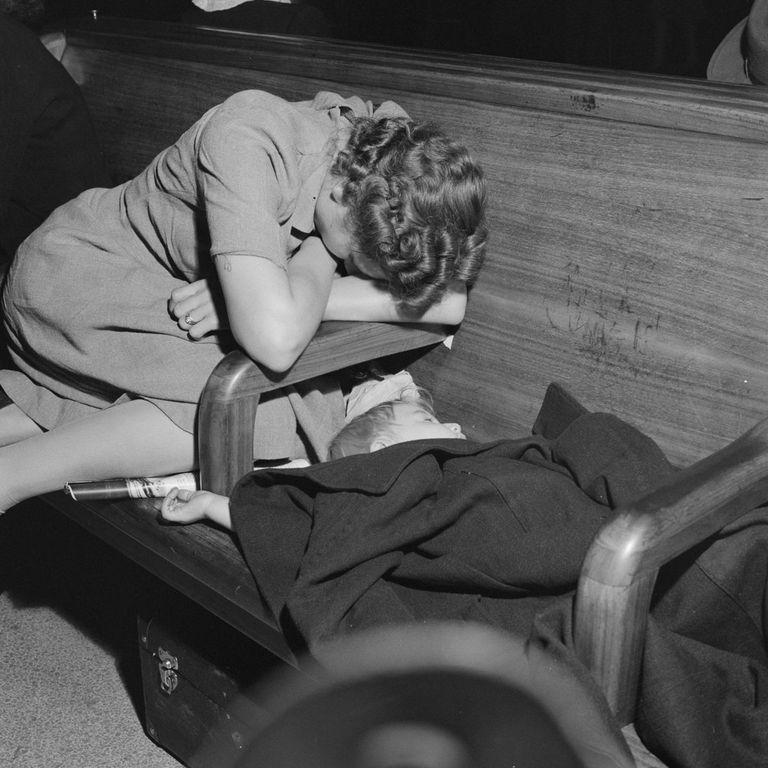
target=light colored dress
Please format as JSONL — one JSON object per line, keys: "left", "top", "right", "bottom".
{"left": 0, "top": 90, "right": 405, "bottom": 442}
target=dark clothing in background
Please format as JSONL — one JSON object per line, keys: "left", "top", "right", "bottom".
{"left": 636, "top": 508, "right": 768, "bottom": 768}
{"left": 230, "top": 404, "right": 768, "bottom": 768}
{"left": 0, "top": 13, "right": 109, "bottom": 267}
{"left": 181, "top": 1, "right": 332, "bottom": 37}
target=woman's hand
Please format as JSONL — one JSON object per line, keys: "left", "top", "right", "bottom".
{"left": 168, "top": 279, "right": 228, "bottom": 339}
{"left": 161, "top": 487, "right": 232, "bottom": 529}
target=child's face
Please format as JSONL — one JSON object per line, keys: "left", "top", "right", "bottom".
{"left": 385, "top": 402, "right": 465, "bottom": 444}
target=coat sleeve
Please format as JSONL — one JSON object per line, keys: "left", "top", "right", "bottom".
{"left": 229, "top": 471, "right": 315, "bottom": 625}
{"left": 230, "top": 450, "right": 455, "bottom": 641}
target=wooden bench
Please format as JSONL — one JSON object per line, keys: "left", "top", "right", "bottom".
{"left": 44, "top": 14, "right": 768, "bottom": 766}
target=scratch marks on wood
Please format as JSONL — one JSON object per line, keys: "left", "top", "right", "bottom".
{"left": 633, "top": 315, "right": 660, "bottom": 350}
{"left": 549, "top": 256, "right": 669, "bottom": 376}
{"left": 571, "top": 93, "right": 598, "bottom": 112}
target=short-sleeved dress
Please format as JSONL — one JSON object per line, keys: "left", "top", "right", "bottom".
{"left": 0, "top": 90, "right": 405, "bottom": 434}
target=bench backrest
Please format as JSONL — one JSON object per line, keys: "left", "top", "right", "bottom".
{"left": 63, "top": 17, "right": 768, "bottom": 467}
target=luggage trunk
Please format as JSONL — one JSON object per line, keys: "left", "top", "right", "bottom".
{"left": 138, "top": 604, "right": 305, "bottom": 767}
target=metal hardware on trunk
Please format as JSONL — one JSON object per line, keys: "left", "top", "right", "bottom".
{"left": 157, "top": 647, "right": 179, "bottom": 695}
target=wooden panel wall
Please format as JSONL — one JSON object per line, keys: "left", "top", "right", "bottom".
{"left": 416, "top": 114, "right": 768, "bottom": 467}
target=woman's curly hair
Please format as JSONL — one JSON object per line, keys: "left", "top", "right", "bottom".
{"left": 331, "top": 116, "right": 488, "bottom": 313}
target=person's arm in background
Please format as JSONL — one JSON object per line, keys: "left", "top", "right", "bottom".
{"left": 0, "top": 14, "right": 110, "bottom": 264}
{"left": 0, "top": 15, "right": 38, "bottom": 264}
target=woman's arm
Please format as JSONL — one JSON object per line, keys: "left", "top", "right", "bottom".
{"left": 215, "top": 235, "right": 338, "bottom": 372}
{"left": 323, "top": 276, "right": 468, "bottom": 325}
{"left": 170, "top": 270, "right": 467, "bottom": 340}
{"left": 195, "top": 104, "right": 340, "bottom": 372}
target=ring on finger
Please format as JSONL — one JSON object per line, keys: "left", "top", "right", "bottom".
{"left": 184, "top": 313, "right": 197, "bottom": 326}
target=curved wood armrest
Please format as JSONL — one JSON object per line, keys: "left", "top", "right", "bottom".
{"left": 575, "top": 416, "right": 768, "bottom": 725}
{"left": 198, "top": 321, "right": 447, "bottom": 494}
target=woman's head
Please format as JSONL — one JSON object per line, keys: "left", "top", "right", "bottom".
{"left": 326, "top": 116, "right": 488, "bottom": 313}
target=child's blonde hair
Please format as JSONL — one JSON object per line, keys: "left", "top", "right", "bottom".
{"left": 329, "top": 387, "right": 434, "bottom": 460}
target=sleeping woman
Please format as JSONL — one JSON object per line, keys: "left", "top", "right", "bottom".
{"left": 0, "top": 89, "right": 487, "bottom": 512}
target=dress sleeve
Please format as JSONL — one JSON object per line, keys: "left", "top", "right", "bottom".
{"left": 196, "top": 98, "right": 298, "bottom": 269}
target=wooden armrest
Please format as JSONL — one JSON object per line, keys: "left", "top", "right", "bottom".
{"left": 198, "top": 321, "right": 447, "bottom": 494}
{"left": 574, "top": 416, "right": 768, "bottom": 725}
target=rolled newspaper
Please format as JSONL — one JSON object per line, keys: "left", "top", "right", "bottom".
{"left": 65, "top": 472, "right": 198, "bottom": 500}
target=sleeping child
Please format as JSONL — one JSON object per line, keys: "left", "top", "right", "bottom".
{"left": 160, "top": 387, "right": 465, "bottom": 528}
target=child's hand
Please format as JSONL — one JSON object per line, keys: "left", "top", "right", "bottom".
{"left": 161, "top": 488, "right": 218, "bottom": 525}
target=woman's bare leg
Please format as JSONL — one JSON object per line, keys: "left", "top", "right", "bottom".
{"left": 0, "top": 399, "right": 195, "bottom": 511}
